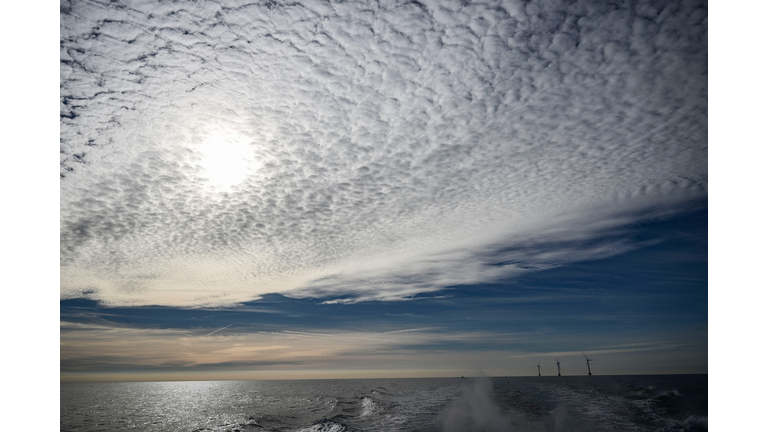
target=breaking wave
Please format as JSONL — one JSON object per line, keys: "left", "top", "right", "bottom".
{"left": 656, "top": 415, "right": 708, "bottom": 432}
{"left": 296, "top": 419, "right": 354, "bottom": 432}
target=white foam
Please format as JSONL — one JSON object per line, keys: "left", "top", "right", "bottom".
{"left": 359, "top": 396, "right": 377, "bottom": 417}
{"left": 295, "top": 420, "right": 349, "bottom": 432}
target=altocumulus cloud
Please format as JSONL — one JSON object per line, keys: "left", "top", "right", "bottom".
{"left": 60, "top": 0, "right": 707, "bottom": 307}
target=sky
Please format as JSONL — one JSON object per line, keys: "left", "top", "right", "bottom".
{"left": 57, "top": 0, "right": 709, "bottom": 382}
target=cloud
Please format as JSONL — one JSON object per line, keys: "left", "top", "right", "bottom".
{"left": 204, "top": 323, "right": 233, "bottom": 336}
{"left": 60, "top": 0, "right": 707, "bottom": 307}
{"left": 59, "top": 319, "right": 519, "bottom": 373}
{"left": 60, "top": 320, "right": 705, "bottom": 377}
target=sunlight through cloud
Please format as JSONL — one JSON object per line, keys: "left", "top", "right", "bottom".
{"left": 198, "top": 134, "right": 256, "bottom": 189}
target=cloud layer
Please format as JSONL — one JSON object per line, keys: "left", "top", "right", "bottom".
{"left": 60, "top": 319, "right": 705, "bottom": 378}
{"left": 60, "top": 0, "right": 707, "bottom": 306}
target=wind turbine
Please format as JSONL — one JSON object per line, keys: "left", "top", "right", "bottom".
{"left": 556, "top": 358, "right": 561, "bottom": 376}
{"left": 537, "top": 359, "right": 543, "bottom": 376}
{"left": 582, "top": 352, "right": 595, "bottom": 375}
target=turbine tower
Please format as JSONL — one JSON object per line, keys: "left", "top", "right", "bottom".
{"left": 556, "top": 358, "right": 561, "bottom": 376}
{"left": 582, "top": 352, "right": 595, "bottom": 375}
{"left": 537, "top": 359, "right": 543, "bottom": 376}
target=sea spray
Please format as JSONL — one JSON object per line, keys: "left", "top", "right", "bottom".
{"left": 359, "top": 396, "right": 378, "bottom": 417}
{"left": 437, "top": 378, "right": 602, "bottom": 432}
{"left": 544, "top": 405, "right": 599, "bottom": 432}
{"left": 438, "top": 377, "right": 519, "bottom": 432}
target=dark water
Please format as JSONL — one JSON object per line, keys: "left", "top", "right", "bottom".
{"left": 60, "top": 375, "right": 707, "bottom": 431}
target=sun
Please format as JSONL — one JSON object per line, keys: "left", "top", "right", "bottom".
{"left": 198, "top": 134, "right": 256, "bottom": 189}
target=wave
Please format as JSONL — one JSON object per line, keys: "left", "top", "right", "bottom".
{"left": 656, "top": 415, "right": 707, "bottom": 432}
{"left": 655, "top": 390, "right": 683, "bottom": 398}
{"left": 359, "top": 396, "right": 379, "bottom": 418}
{"left": 295, "top": 419, "right": 355, "bottom": 432}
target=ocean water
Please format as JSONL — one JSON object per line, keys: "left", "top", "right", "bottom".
{"left": 60, "top": 375, "right": 707, "bottom": 432}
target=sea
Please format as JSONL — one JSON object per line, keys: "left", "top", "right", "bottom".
{"left": 60, "top": 375, "right": 707, "bottom": 432}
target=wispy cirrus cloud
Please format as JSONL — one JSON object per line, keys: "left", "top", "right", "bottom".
{"left": 59, "top": 319, "right": 517, "bottom": 371}
{"left": 60, "top": 319, "right": 705, "bottom": 378}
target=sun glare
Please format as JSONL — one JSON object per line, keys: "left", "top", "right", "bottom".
{"left": 198, "top": 134, "right": 255, "bottom": 188}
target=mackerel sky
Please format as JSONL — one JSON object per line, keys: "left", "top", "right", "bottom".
{"left": 59, "top": 0, "right": 707, "bottom": 380}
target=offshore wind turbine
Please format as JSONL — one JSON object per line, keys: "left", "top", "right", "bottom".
{"left": 556, "top": 358, "right": 561, "bottom": 376}
{"left": 582, "top": 352, "right": 595, "bottom": 375}
{"left": 537, "top": 359, "right": 543, "bottom": 376}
